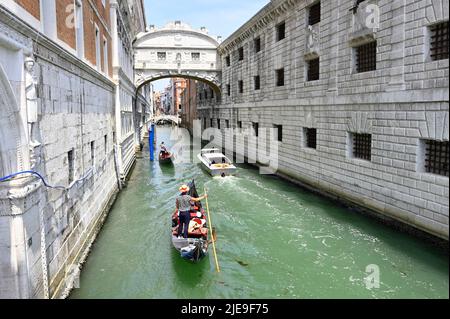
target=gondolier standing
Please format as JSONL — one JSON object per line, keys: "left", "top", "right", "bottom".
{"left": 176, "top": 185, "right": 207, "bottom": 238}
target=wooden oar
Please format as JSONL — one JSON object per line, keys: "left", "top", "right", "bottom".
{"left": 204, "top": 187, "right": 221, "bottom": 273}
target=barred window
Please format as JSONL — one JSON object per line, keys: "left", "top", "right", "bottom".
{"left": 356, "top": 41, "right": 377, "bottom": 73}
{"left": 254, "top": 37, "right": 261, "bottom": 53}
{"left": 351, "top": 133, "right": 372, "bottom": 161}
{"left": 308, "top": 2, "right": 321, "bottom": 26}
{"left": 227, "top": 84, "right": 231, "bottom": 96}
{"left": 276, "top": 21, "right": 286, "bottom": 41}
{"left": 254, "top": 75, "right": 261, "bottom": 90}
{"left": 217, "top": 119, "right": 221, "bottom": 130}
{"left": 238, "top": 47, "right": 244, "bottom": 61}
{"left": 157, "top": 52, "right": 166, "bottom": 60}
{"left": 238, "top": 121, "right": 242, "bottom": 130}
{"left": 191, "top": 52, "right": 200, "bottom": 61}
{"left": 226, "top": 120, "right": 230, "bottom": 129}
{"left": 225, "top": 55, "right": 231, "bottom": 67}
{"left": 276, "top": 68, "right": 285, "bottom": 86}
{"left": 430, "top": 22, "right": 449, "bottom": 61}
{"left": 210, "top": 118, "right": 213, "bottom": 128}
{"left": 424, "top": 140, "right": 449, "bottom": 177}
{"left": 274, "top": 125, "right": 283, "bottom": 142}
{"left": 304, "top": 128, "right": 317, "bottom": 149}
{"left": 210, "top": 88, "right": 215, "bottom": 99}
{"left": 307, "top": 58, "right": 320, "bottom": 81}
{"left": 238, "top": 80, "right": 244, "bottom": 93}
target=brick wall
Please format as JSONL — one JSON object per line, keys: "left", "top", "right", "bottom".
{"left": 14, "top": 0, "right": 40, "bottom": 20}
{"left": 56, "top": 0, "right": 76, "bottom": 50}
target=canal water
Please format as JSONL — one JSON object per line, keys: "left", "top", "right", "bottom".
{"left": 70, "top": 126, "right": 448, "bottom": 299}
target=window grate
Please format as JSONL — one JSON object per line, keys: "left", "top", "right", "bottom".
{"left": 191, "top": 52, "right": 200, "bottom": 61}
{"left": 227, "top": 84, "right": 231, "bottom": 96}
{"left": 254, "top": 76, "right": 261, "bottom": 90}
{"left": 157, "top": 52, "right": 166, "bottom": 60}
{"left": 307, "top": 58, "right": 320, "bottom": 81}
{"left": 309, "top": 2, "right": 321, "bottom": 26}
{"left": 238, "top": 80, "right": 244, "bottom": 94}
{"left": 225, "top": 55, "right": 231, "bottom": 67}
{"left": 226, "top": 120, "right": 230, "bottom": 129}
{"left": 217, "top": 119, "right": 221, "bottom": 130}
{"left": 353, "top": 133, "right": 372, "bottom": 161}
{"left": 430, "top": 22, "right": 449, "bottom": 61}
{"left": 252, "top": 122, "right": 259, "bottom": 137}
{"left": 210, "top": 118, "right": 213, "bottom": 128}
{"left": 276, "top": 22, "right": 286, "bottom": 41}
{"left": 425, "top": 140, "right": 449, "bottom": 177}
{"left": 276, "top": 68, "right": 285, "bottom": 86}
{"left": 356, "top": 41, "right": 377, "bottom": 73}
{"left": 238, "top": 47, "right": 244, "bottom": 61}
{"left": 305, "top": 128, "right": 317, "bottom": 149}
{"left": 254, "top": 37, "right": 261, "bottom": 53}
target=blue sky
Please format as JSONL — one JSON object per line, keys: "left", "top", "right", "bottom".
{"left": 143, "top": 0, "right": 270, "bottom": 91}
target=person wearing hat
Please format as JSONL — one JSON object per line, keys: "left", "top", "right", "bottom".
{"left": 176, "top": 185, "right": 207, "bottom": 239}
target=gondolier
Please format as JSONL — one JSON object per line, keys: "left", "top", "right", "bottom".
{"left": 176, "top": 184, "right": 207, "bottom": 239}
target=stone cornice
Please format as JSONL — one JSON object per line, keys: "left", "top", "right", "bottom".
{"left": 218, "top": 0, "right": 298, "bottom": 55}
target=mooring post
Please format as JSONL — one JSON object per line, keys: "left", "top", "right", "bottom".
{"left": 149, "top": 123, "right": 155, "bottom": 161}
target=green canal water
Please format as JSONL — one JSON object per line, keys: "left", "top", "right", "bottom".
{"left": 70, "top": 127, "right": 449, "bottom": 299}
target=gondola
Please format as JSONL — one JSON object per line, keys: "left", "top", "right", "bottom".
{"left": 171, "top": 180, "right": 212, "bottom": 262}
{"left": 159, "top": 151, "right": 174, "bottom": 164}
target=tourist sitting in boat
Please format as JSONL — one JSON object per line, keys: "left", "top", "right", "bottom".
{"left": 176, "top": 184, "right": 207, "bottom": 239}
{"left": 160, "top": 142, "right": 168, "bottom": 155}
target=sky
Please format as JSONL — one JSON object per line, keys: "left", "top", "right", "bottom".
{"left": 143, "top": 0, "right": 270, "bottom": 92}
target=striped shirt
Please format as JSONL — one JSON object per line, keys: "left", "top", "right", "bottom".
{"left": 177, "top": 195, "right": 192, "bottom": 212}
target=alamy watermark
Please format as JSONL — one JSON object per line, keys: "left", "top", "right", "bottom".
{"left": 364, "top": 264, "right": 380, "bottom": 290}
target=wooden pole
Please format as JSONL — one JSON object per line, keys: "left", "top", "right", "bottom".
{"left": 204, "top": 187, "right": 220, "bottom": 273}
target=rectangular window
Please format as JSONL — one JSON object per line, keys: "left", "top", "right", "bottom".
{"left": 203, "top": 118, "right": 207, "bottom": 130}
{"left": 238, "top": 80, "right": 244, "bottom": 94}
{"left": 254, "top": 75, "right": 261, "bottom": 90}
{"left": 252, "top": 122, "right": 259, "bottom": 137}
{"left": 217, "top": 119, "right": 221, "bottom": 130}
{"left": 238, "top": 47, "right": 244, "bottom": 61}
{"left": 227, "top": 84, "right": 231, "bottom": 96}
{"left": 68, "top": 149, "right": 74, "bottom": 184}
{"left": 210, "top": 88, "right": 215, "bottom": 99}
{"left": 276, "top": 21, "right": 286, "bottom": 41}
{"left": 274, "top": 125, "right": 283, "bottom": 142}
{"left": 95, "top": 26, "right": 101, "bottom": 71}
{"left": 430, "top": 22, "right": 449, "bottom": 61}
{"left": 307, "top": 58, "right": 320, "bottom": 81}
{"left": 423, "top": 140, "right": 449, "bottom": 177}
{"left": 157, "top": 52, "right": 167, "bottom": 60}
{"left": 351, "top": 133, "right": 372, "bottom": 161}
{"left": 238, "top": 121, "right": 242, "bottom": 130}
{"left": 308, "top": 2, "right": 321, "bottom": 26}
{"left": 356, "top": 41, "right": 377, "bottom": 73}
{"left": 75, "top": 0, "right": 84, "bottom": 59}
{"left": 226, "top": 120, "right": 230, "bottom": 129}
{"left": 90, "top": 141, "right": 95, "bottom": 166}
{"left": 254, "top": 37, "right": 261, "bottom": 53}
{"left": 304, "top": 128, "right": 317, "bottom": 149}
{"left": 104, "top": 135, "right": 107, "bottom": 155}
{"left": 191, "top": 52, "right": 200, "bottom": 61}
{"left": 210, "top": 118, "right": 214, "bottom": 128}
{"left": 103, "top": 37, "right": 108, "bottom": 75}
{"left": 225, "top": 55, "right": 231, "bottom": 67}
{"left": 276, "top": 68, "right": 285, "bottom": 87}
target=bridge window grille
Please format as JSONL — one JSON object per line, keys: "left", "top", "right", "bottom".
{"left": 276, "top": 21, "right": 286, "bottom": 42}
{"left": 238, "top": 47, "right": 244, "bottom": 61}
{"left": 191, "top": 52, "right": 200, "bottom": 61}
{"left": 308, "top": 2, "right": 321, "bottom": 26}
{"left": 254, "top": 37, "right": 261, "bottom": 53}
{"left": 424, "top": 140, "right": 449, "bottom": 177}
{"left": 307, "top": 58, "right": 320, "bottom": 81}
{"left": 157, "top": 52, "right": 166, "bottom": 60}
{"left": 356, "top": 41, "right": 377, "bottom": 73}
{"left": 305, "top": 128, "right": 317, "bottom": 149}
{"left": 276, "top": 68, "right": 285, "bottom": 87}
{"left": 254, "top": 76, "right": 261, "bottom": 90}
{"left": 430, "top": 22, "right": 449, "bottom": 61}
{"left": 238, "top": 80, "right": 244, "bottom": 94}
{"left": 351, "top": 133, "right": 372, "bottom": 161}
{"left": 225, "top": 55, "right": 231, "bottom": 67}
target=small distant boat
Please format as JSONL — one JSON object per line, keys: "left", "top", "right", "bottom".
{"left": 171, "top": 180, "right": 213, "bottom": 262}
{"left": 197, "top": 148, "right": 237, "bottom": 177}
{"left": 159, "top": 151, "right": 174, "bottom": 164}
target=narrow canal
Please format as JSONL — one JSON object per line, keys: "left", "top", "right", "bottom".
{"left": 70, "top": 126, "right": 449, "bottom": 299}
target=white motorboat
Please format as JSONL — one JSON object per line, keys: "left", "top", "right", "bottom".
{"left": 197, "top": 148, "right": 237, "bottom": 177}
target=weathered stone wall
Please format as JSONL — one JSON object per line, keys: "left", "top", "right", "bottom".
{"left": 198, "top": 0, "right": 449, "bottom": 239}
